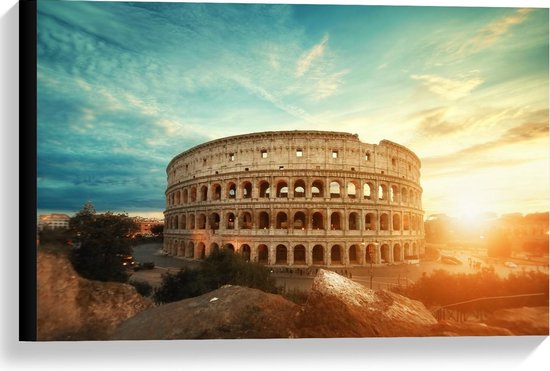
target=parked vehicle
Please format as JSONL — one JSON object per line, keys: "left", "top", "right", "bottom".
{"left": 133, "top": 261, "right": 155, "bottom": 271}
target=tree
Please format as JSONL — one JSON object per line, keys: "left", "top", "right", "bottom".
{"left": 153, "top": 249, "right": 277, "bottom": 304}
{"left": 69, "top": 202, "right": 138, "bottom": 283}
{"left": 150, "top": 224, "right": 164, "bottom": 237}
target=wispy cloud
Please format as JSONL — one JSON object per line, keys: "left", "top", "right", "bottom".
{"left": 411, "top": 72, "right": 484, "bottom": 100}
{"left": 295, "top": 34, "right": 329, "bottom": 77}
{"left": 461, "top": 8, "right": 533, "bottom": 55}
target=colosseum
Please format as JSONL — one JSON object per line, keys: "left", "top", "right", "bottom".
{"left": 164, "top": 130, "right": 424, "bottom": 267}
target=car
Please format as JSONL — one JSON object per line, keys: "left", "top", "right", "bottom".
{"left": 120, "top": 255, "right": 136, "bottom": 268}
{"left": 133, "top": 261, "right": 155, "bottom": 271}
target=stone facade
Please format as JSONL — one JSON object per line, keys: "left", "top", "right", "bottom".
{"left": 164, "top": 130, "right": 425, "bottom": 267}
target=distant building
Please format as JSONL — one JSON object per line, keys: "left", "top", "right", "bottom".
{"left": 38, "top": 213, "right": 70, "bottom": 231}
{"left": 131, "top": 217, "right": 164, "bottom": 237}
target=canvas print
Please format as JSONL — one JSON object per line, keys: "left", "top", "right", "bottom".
{"left": 35, "top": 1, "right": 549, "bottom": 340}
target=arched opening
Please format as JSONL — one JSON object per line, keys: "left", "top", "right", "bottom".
{"left": 197, "top": 242, "right": 206, "bottom": 260}
{"left": 312, "top": 212, "right": 324, "bottom": 230}
{"left": 293, "top": 211, "right": 306, "bottom": 230}
{"left": 393, "top": 244, "right": 402, "bottom": 262}
{"left": 188, "top": 214, "right": 195, "bottom": 229}
{"left": 209, "top": 213, "right": 220, "bottom": 230}
{"left": 197, "top": 213, "right": 206, "bottom": 229}
{"left": 259, "top": 181, "right": 270, "bottom": 198}
{"left": 403, "top": 214, "right": 410, "bottom": 230}
{"left": 293, "top": 245, "right": 306, "bottom": 264}
{"left": 276, "top": 212, "right": 288, "bottom": 229}
{"left": 242, "top": 181, "right": 252, "bottom": 199}
{"left": 378, "top": 184, "right": 386, "bottom": 200}
{"left": 211, "top": 184, "right": 221, "bottom": 201}
{"left": 227, "top": 182, "right": 237, "bottom": 199}
{"left": 347, "top": 182, "right": 357, "bottom": 199}
{"left": 276, "top": 181, "right": 288, "bottom": 198}
{"left": 404, "top": 243, "right": 411, "bottom": 258}
{"left": 180, "top": 214, "right": 187, "bottom": 230}
{"left": 390, "top": 185, "right": 399, "bottom": 203}
{"left": 311, "top": 180, "right": 323, "bottom": 198}
{"left": 173, "top": 215, "right": 179, "bottom": 230}
{"left": 240, "top": 211, "right": 253, "bottom": 229}
{"left": 224, "top": 243, "right": 235, "bottom": 252}
{"left": 348, "top": 212, "right": 359, "bottom": 230}
{"left": 365, "top": 244, "right": 376, "bottom": 263}
{"left": 349, "top": 245, "right": 358, "bottom": 263}
{"left": 380, "top": 213, "right": 389, "bottom": 231}
{"left": 363, "top": 183, "right": 372, "bottom": 200}
{"left": 276, "top": 244, "right": 287, "bottom": 264}
{"left": 210, "top": 243, "right": 220, "bottom": 255}
{"left": 329, "top": 181, "right": 341, "bottom": 198}
{"left": 177, "top": 242, "right": 184, "bottom": 257}
{"left": 412, "top": 243, "right": 418, "bottom": 256}
{"left": 190, "top": 187, "right": 197, "bottom": 202}
{"left": 186, "top": 242, "right": 194, "bottom": 259}
{"left": 401, "top": 187, "right": 408, "bottom": 203}
{"left": 330, "top": 212, "right": 342, "bottom": 230}
{"left": 331, "top": 245, "right": 342, "bottom": 264}
{"left": 392, "top": 214, "right": 401, "bottom": 231}
{"left": 226, "top": 212, "right": 235, "bottom": 229}
{"left": 183, "top": 189, "right": 189, "bottom": 203}
{"left": 258, "top": 211, "right": 270, "bottom": 229}
{"left": 294, "top": 179, "right": 306, "bottom": 198}
{"left": 200, "top": 185, "right": 208, "bottom": 202}
{"left": 312, "top": 245, "right": 324, "bottom": 264}
{"left": 381, "top": 244, "right": 390, "bottom": 263}
{"left": 175, "top": 190, "right": 181, "bottom": 205}
{"left": 241, "top": 244, "right": 251, "bottom": 262}
{"left": 257, "top": 244, "right": 269, "bottom": 264}
{"left": 365, "top": 213, "right": 375, "bottom": 230}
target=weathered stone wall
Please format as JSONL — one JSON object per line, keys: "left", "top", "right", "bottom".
{"left": 164, "top": 131, "right": 425, "bottom": 267}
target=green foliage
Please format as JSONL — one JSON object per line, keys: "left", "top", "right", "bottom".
{"left": 69, "top": 202, "right": 138, "bottom": 283}
{"left": 38, "top": 227, "right": 71, "bottom": 246}
{"left": 150, "top": 224, "right": 164, "bottom": 237}
{"left": 153, "top": 249, "right": 277, "bottom": 304}
{"left": 398, "top": 269, "right": 549, "bottom": 313}
{"left": 129, "top": 279, "right": 153, "bottom": 297}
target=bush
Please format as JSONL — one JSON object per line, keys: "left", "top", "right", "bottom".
{"left": 129, "top": 279, "right": 153, "bottom": 297}
{"left": 397, "top": 269, "right": 549, "bottom": 313}
{"left": 153, "top": 249, "right": 277, "bottom": 304}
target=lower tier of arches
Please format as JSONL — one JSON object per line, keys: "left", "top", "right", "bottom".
{"left": 163, "top": 235, "right": 425, "bottom": 267}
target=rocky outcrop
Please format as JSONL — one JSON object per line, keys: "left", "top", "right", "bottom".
{"left": 296, "top": 269, "right": 438, "bottom": 337}
{"left": 37, "top": 248, "right": 153, "bottom": 340}
{"left": 112, "top": 285, "right": 300, "bottom": 339}
{"left": 484, "top": 306, "right": 549, "bottom": 335}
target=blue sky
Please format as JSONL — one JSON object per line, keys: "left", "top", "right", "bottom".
{"left": 37, "top": 1, "right": 549, "bottom": 219}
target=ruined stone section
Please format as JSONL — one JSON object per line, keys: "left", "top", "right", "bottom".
{"left": 37, "top": 249, "right": 153, "bottom": 340}
{"left": 112, "top": 285, "right": 301, "bottom": 340}
{"left": 164, "top": 130, "right": 425, "bottom": 267}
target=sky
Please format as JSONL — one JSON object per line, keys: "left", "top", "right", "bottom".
{"left": 36, "top": 0, "right": 549, "bottom": 220}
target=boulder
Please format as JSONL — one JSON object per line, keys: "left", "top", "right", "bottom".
{"left": 295, "top": 269, "right": 437, "bottom": 337}
{"left": 112, "top": 285, "right": 300, "bottom": 339}
{"left": 37, "top": 248, "right": 153, "bottom": 340}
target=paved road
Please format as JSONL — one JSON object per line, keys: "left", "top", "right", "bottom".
{"left": 130, "top": 242, "right": 548, "bottom": 292}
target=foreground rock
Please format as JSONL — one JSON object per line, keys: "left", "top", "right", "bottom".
{"left": 297, "top": 269, "right": 438, "bottom": 337}
{"left": 37, "top": 248, "right": 153, "bottom": 340}
{"left": 484, "top": 306, "right": 549, "bottom": 335}
{"left": 112, "top": 285, "right": 300, "bottom": 339}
